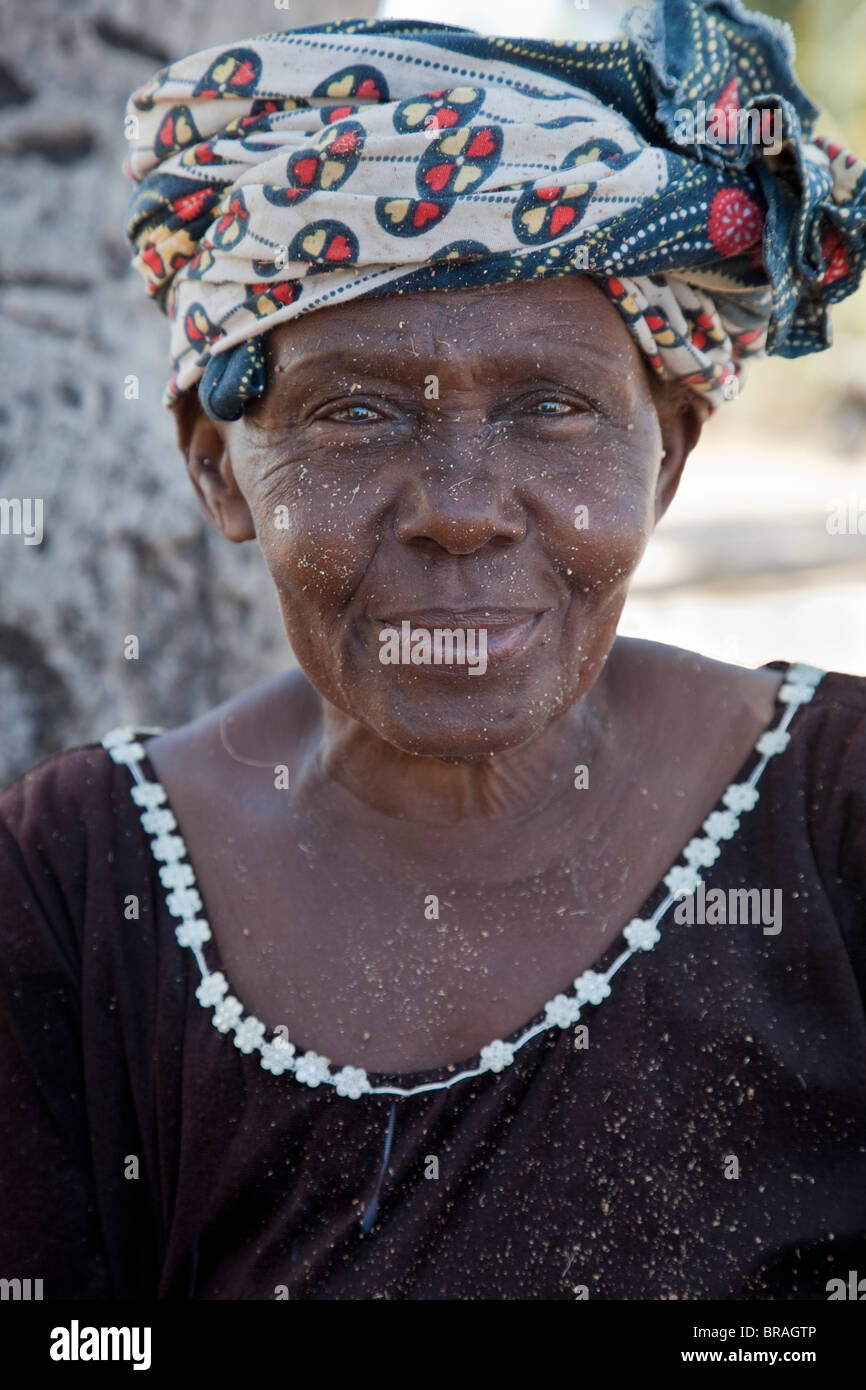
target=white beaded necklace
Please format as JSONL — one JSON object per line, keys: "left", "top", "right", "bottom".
{"left": 103, "top": 661, "right": 823, "bottom": 1101}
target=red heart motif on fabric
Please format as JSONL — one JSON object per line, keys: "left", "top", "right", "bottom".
{"left": 549, "top": 204, "right": 576, "bottom": 236}
{"left": 326, "top": 106, "right": 355, "bottom": 122}
{"left": 821, "top": 228, "right": 849, "bottom": 285}
{"left": 413, "top": 201, "right": 442, "bottom": 228}
{"left": 608, "top": 276, "right": 625, "bottom": 295}
{"left": 293, "top": 158, "right": 318, "bottom": 186}
{"left": 708, "top": 189, "right": 764, "bottom": 256}
{"left": 173, "top": 190, "right": 211, "bottom": 221}
{"left": 645, "top": 313, "right": 666, "bottom": 332}
{"left": 425, "top": 163, "right": 453, "bottom": 192}
{"left": 186, "top": 311, "right": 208, "bottom": 343}
{"left": 325, "top": 235, "right": 352, "bottom": 261}
{"left": 467, "top": 129, "right": 496, "bottom": 158}
{"left": 270, "top": 282, "right": 298, "bottom": 305}
{"left": 230, "top": 60, "right": 256, "bottom": 88}
{"left": 536, "top": 186, "right": 561, "bottom": 202}
{"left": 160, "top": 114, "right": 175, "bottom": 146}
{"left": 434, "top": 108, "right": 459, "bottom": 129}
{"left": 329, "top": 130, "right": 359, "bottom": 156}
{"left": 141, "top": 244, "right": 163, "bottom": 277}
{"left": 356, "top": 78, "right": 381, "bottom": 99}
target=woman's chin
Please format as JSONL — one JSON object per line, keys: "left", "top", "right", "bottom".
{"left": 357, "top": 690, "right": 563, "bottom": 761}
{"left": 295, "top": 626, "right": 585, "bottom": 759}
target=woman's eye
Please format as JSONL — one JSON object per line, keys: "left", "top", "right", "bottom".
{"left": 525, "top": 399, "right": 575, "bottom": 416}
{"left": 322, "top": 403, "right": 382, "bottom": 423}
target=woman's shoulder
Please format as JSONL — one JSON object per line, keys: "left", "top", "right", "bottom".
{"left": 0, "top": 727, "right": 171, "bottom": 927}
{"left": 622, "top": 637, "right": 866, "bottom": 720}
{"left": 0, "top": 666, "right": 314, "bottom": 856}
{"left": 783, "top": 662, "right": 866, "bottom": 777}
{"left": 0, "top": 738, "right": 123, "bottom": 840}
{"left": 143, "top": 667, "right": 316, "bottom": 794}
{"left": 788, "top": 665, "right": 866, "bottom": 829}
{"left": 806, "top": 662, "right": 866, "bottom": 714}
{"left": 616, "top": 641, "right": 866, "bottom": 813}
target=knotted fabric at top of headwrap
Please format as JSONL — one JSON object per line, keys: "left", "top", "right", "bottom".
{"left": 122, "top": 0, "right": 866, "bottom": 423}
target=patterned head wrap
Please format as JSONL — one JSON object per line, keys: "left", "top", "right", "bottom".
{"left": 123, "top": 0, "right": 866, "bottom": 423}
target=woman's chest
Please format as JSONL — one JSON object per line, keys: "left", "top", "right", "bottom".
{"left": 140, "top": 686, "right": 781, "bottom": 1075}
{"left": 152, "top": 928, "right": 866, "bottom": 1302}
{"left": 157, "top": 787, "right": 724, "bottom": 1074}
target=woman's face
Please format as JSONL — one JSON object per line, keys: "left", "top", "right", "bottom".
{"left": 187, "top": 276, "right": 701, "bottom": 757}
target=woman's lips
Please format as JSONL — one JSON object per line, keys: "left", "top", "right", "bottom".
{"left": 371, "top": 610, "right": 547, "bottom": 669}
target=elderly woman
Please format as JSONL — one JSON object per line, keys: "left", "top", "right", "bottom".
{"left": 1, "top": 1, "right": 865, "bottom": 1302}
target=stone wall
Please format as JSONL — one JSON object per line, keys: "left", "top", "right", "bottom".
{"left": 0, "top": 0, "right": 375, "bottom": 785}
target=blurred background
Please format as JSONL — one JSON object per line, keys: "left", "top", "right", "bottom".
{"left": 0, "top": 0, "right": 864, "bottom": 784}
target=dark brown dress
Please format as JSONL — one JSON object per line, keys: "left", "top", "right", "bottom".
{"left": 1, "top": 660, "right": 864, "bottom": 1300}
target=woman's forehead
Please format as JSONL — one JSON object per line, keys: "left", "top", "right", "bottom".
{"left": 263, "top": 275, "right": 641, "bottom": 380}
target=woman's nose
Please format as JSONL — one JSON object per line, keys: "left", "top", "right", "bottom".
{"left": 392, "top": 463, "right": 528, "bottom": 554}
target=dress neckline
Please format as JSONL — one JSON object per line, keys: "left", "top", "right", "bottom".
{"left": 103, "top": 659, "right": 824, "bottom": 1100}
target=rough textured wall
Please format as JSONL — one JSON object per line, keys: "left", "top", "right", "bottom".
{"left": 0, "top": 0, "right": 376, "bottom": 785}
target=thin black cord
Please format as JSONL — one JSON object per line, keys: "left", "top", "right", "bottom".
{"left": 360, "top": 1102, "right": 397, "bottom": 1233}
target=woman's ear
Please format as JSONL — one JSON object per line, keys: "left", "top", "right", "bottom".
{"left": 172, "top": 393, "right": 256, "bottom": 543}
{"left": 652, "top": 380, "right": 712, "bottom": 523}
